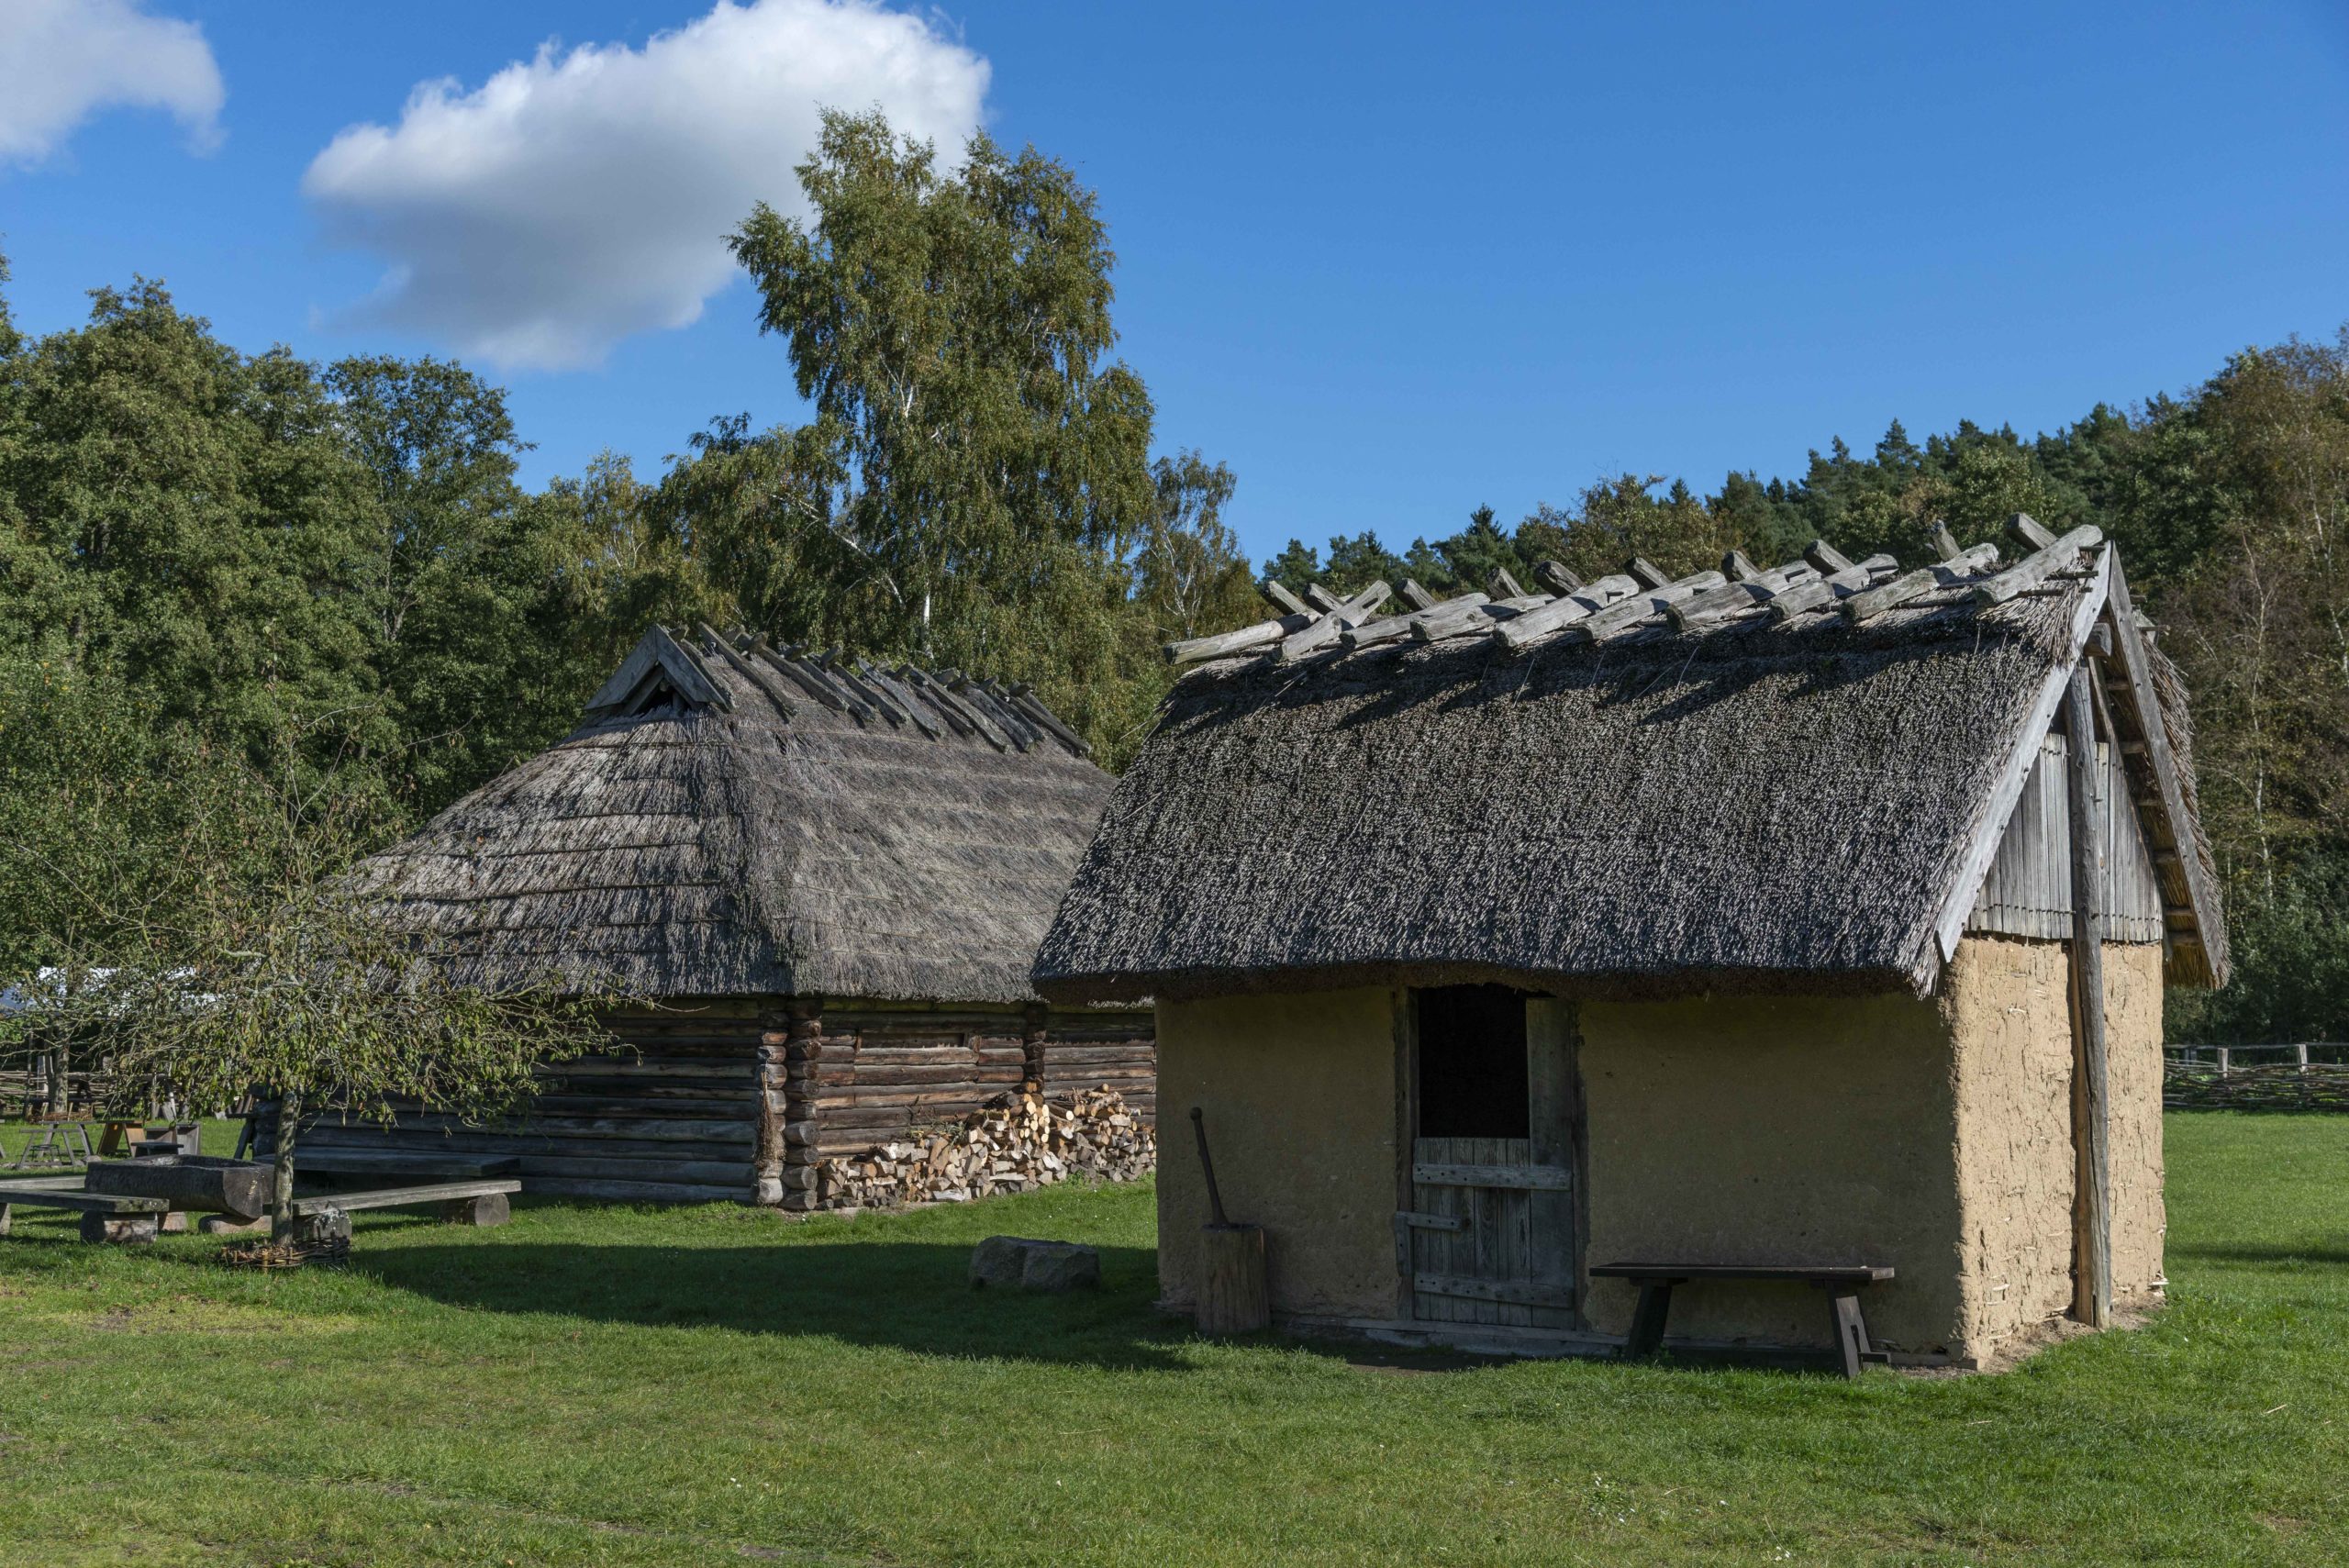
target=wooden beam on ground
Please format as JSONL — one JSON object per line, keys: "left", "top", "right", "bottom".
{"left": 2064, "top": 673, "right": 2114, "bottom": 1329}
{"left": 1972, "top": 526, "right": 2104, "bottom": 606}
{"left": 1841, "top": 542, "right": 2002, "bottom": 624}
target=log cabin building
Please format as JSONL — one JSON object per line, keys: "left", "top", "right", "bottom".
{"left": 304, "top": 626, "right": 1154, "bottom": 1208}
{"left": 1034, "top": 520, "right": 2225, "bottom": 1368}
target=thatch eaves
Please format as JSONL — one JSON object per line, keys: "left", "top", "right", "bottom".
{"left": 1033, "top": 524, "right": 2226, "bottom": 1006}
{"left": 354, "top": 628, "right": 1111, "bottom": 1006}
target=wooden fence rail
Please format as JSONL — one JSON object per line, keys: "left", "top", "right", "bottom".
{"left": 2164, "top": 1042, "right": 2349, "bottom": 1111}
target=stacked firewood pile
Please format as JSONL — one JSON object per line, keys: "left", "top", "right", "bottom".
{"left": 813, "top": 1088, "right": 1153, "bottom": 1209}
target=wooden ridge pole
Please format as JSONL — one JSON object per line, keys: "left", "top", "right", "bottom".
{"left": 2065, "top": 665, "right": 2114, "bottom": 1327}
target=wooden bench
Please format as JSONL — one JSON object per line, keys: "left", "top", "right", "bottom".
{"left": 291, "top": 1151, "right": 522, "bottom": 1180}
{"left": 0, "top": 1184, "right": 172, "bottom": 1244}
{"left": 285, "top": 1179, "right": 522, "bottom": 1244}
{"left": 1590, "top": 1262, "right": 1897, "bottom": 1378}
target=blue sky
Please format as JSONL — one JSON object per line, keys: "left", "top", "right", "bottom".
{"left": 3, "top": 1, "right": 2345, "bottom": 563}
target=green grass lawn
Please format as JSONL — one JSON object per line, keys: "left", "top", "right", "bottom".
{"left": 0, "top": 1113, "right": 2343, "bottom": 1567}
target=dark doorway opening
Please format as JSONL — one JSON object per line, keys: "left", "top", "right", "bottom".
{"left": 1415, "top": 984, "right": 1530, "bottom": 1139}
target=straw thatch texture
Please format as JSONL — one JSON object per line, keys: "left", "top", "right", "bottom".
{"left": 1037, "top": 560, "right": 2204, "bottom": 1005}
{"left": 354, "top": 633, "right": 1113, "bottom": 1005}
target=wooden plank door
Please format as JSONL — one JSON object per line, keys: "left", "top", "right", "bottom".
{"left": 1403, "top": 997, "right": 1581, "bottom": 1329}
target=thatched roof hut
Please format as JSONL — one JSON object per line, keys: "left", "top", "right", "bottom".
{"left": 292, "top": 628, "right": 1156, "bottom": 1207}
{"left": 1037, "top": 522, "right": 2221, "bottom": 1370}
{"left": 357, "top": 624, "right": 1113, "bottom": 1006}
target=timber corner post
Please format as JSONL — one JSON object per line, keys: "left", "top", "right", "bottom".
{"left": 753, "top": 1006, "right": 790, "bottom": 1206}
{"left": 772, "top": 999, "right": 826, "bottom": 1210}
{"left": 2065, "top": 662, "right": 2115, "bottom": 1327}
{"left": 1021, "top": 1002, "right": 1050, "bottom": 1095}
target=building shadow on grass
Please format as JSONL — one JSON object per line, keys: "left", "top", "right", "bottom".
{"left": 348, "top": 1236, "right": 1224, "bottom": 1370}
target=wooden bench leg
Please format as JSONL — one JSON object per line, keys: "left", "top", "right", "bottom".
{"left": 291, "top": 1209, "right": 351, "bottom": 1251}
{"left": 78, "top": 1212, "right": 160, "bottom": 1245}
{"left": 1829, "top": 1291, "right": 1871, "bottom": 1379}
{"left": 1626, "top": 1280, "right": 1673, "bottom": 1358}
{"left": 440, "top": 1193, "right": 509, "bottom": 1228}
{"left": 0, "top": 1203, "right": 11, "bottom": 1239}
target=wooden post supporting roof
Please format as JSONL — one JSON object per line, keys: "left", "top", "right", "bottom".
{"left": 2064, "top": 669, "right": 2114, "bottom": 1328}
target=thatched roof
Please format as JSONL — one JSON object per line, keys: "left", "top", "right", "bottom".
{"left": 354, "top": 627, "right": 1112, "bottom": 1005}
{"left": 1035, "top": 523, "right": 2227, "bottom": 1006}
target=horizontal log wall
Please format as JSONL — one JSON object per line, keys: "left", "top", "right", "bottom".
{"left": 292, "top": 1001, "right": 766, "bottom": 1205}
{"left": 1040, "top": 1008, "right": 1157, "bottom": 1127}
{"left": 286, "top": 998, "right": 1157, "bottom": 1209}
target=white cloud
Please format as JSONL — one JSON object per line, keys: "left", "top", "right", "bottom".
{"left": 302, "top": 0, "right": 989, "bottom": 372}
{"left": 0, "top": 0, "right": 224, "bottom": 168}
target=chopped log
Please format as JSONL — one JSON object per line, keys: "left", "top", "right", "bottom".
{"left": 1721, "top": 549, "right": 1762, "bottom": 582}
{"left": 1804, "top": 539, "right": 1854, "bottom": 575}
{"left": 1560, "top": 570, "right": 1728, "bottom": 644}
{"left": 1278, "top": 581, "right": 1394, "bottom": 662}
{"left": 1533, "top": 560, "right": 1583, "bottom": 595}
{"left": 1261, "top": 578, "right": 1309, "bottom": 616}
{"left": 2009, "top": 512, "right": 2058, "bottom": 550}
{"left": 1626, "top": 557, "right": 1672, "bottom": 590}
{"left": 1165, "top": 614, "right": 1310, "bottom": 666}
{"left": 1303, "top": 584, "right": 1344, "bottom": 613}
{"left": 1399, "top": 578, "right": 1440, "bottom": 611}
{"left": 810, "top": 1087, "right": 1154, "bottom": 1210}
{"left": 1197, "top": 1223, "right": 1271, "bottom": 1335}
{"left": 1931, "top": 521, "right": 1963, "bottom": 561}
{"left": 1491, "top": 574, "right": 1642, "bottom": 651}
{"left": 1005, "top": 684, "right": 1091, "bottom": 756}
{"left": 1667, "top": 560, "right": 1818, "bottom": 629}
{"left": 1344, "top": 591, "right": 1491, "bottom": 650}
{"left": 1971, "top": 526, "right": 2104, "bottom": 606}
{"left": 1487, "top": 567, "right": 1529, "bottom": 600}
{"left": 1345, "top": 594, "right": 1488, "bottom": 649}
{"left": 1410, "top": 595, "right": 1546, "bottom": 643}
{"left": 1841, "top": 542, "right": 2001, "bottom": 623}
{"left": 1766, "top": 553, "right": 1898, "bottom": 620}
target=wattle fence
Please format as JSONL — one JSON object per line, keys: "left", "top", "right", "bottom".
{"left": 2164, "top": 1042, "right": 2349, "bottom": 1111}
